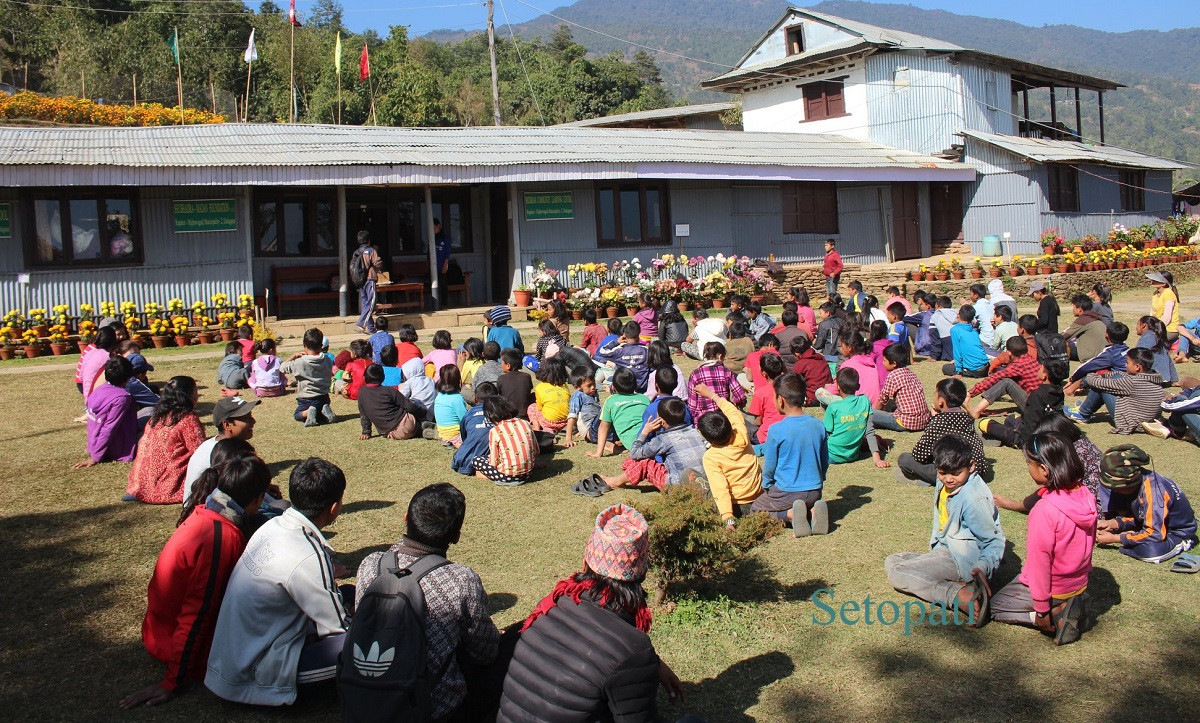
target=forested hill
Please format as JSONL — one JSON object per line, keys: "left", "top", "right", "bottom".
{"left": 430, "top": 0, "right": 1200, "bottom": 177}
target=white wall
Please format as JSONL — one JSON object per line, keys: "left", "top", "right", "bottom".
{"left": 743, "top": 63, "right": 869, "bottom": 137}
{"left": 740, "top": 12, "right": 860, "bottom": 68}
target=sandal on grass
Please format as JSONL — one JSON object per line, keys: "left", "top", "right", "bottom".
{"left": 969, "top": 568, "right": 991, "bottom": 628}
{"left": 1170, "top": 554, "right": 1200, "bottom": 573}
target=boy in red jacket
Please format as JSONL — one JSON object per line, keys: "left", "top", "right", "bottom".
{"left": 119, "top": 453, "right": 272, "bottom": 708}
{"left": 822, "top": 239, "right": 843, "bottom": 299}
{"left": 791, "top": 334, "right": 834, "bottom": 406}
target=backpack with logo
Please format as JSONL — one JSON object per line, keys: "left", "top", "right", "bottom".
{"left": 349, "top": 245, "right": 371, "bottom": 288}
{"left": 1034, "top": 331, "right": 1069, "bottom": 365}
{"left": 337, "top": 552, "right": 448, "bottom": 723}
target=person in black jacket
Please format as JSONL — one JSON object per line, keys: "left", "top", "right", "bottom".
{"left": 978, "top": 360, "right": 1068, "bottom": 449}
{"left": 357, "top": 363, "right": 426, "bottom": 439}
{"left": 1029, "top": 281, "right": 1060, "bottom": 335}
{"left": 497, "top": 504, "right": 688, "bottom": 722}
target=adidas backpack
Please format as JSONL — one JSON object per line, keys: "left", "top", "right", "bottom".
{"left": 349, "top": 245, "right": 371, "bottom": 288}
{"left": 337, "top": 552, "right": 448, "bottom": 723}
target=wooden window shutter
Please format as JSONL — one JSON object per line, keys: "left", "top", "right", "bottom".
{"left": 782, "top": 183, "right": 800, "bottom": 233}
{"left": 814, "top": 183, "right": 839, "bottom": 234}
{"left": 826, "top": 82, "right": 845, "bottom": 117}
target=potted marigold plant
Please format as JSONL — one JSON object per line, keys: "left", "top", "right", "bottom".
{"left": 48, "top": 324, "right": 71, "bottom": 355}
{"left": 22, "top": 329, "right": 43, "bottom": 358}
{"left": 171, "top": 315, "right": 192, "bottom": 347}
{"left": 28, "top": 308, "right": 48, "bottom": 338}
{"left": 76, "top": 319, "right": 97, "bottom": 352}
{"left": 949, "top": 258, "right": 965, "bottom": 280}
{"left": 970, "top": 257, "right": 985, "bottom": 279}
{"left": 0, "top": 325, "right": 20, "bottom": 360}
{"left": 148, "top": 318, "right": 171, "bottom": 349}
{"left": 217, "top": 311, "right": 238, "bottom": 341}
{"left": 195, "top": 315, "right": 215, "bottom": 344}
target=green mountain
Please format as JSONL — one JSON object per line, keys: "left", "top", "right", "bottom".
{"left": 429, "top": 0, "right": 1200, "bottom": 180}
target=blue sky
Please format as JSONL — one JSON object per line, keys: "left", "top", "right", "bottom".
{"left": 319, "top": 0, "right": 1200, "bottom": 37}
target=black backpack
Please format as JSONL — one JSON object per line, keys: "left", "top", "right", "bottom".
{"left": 337, "top": 552, "right": 448, "bottom": 723}
{"left": 1034, "top": 331, "right": 1069, "bottom": 365}
{"left": 349, "top": 245, "right": 371, "bottom": 288}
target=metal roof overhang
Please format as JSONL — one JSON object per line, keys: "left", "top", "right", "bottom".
{"left": 700, "top": 42, "right": 875, "bottom": 92}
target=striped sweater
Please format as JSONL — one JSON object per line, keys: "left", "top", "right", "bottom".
{"left": 1083, "top": 371, "right": 1165, "bottom": 434}
{"left": 489, "top": 418, "right": 538, "bottom": 477}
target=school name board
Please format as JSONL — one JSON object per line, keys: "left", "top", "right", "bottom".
{"left": 173, "top": 199, "right": 237, "bottom": 233}
{"left": 0, "top": 203, "right": 10, "bottom": 238}
{"left": 524, "top": 192, "right": 574, "bottom": 221}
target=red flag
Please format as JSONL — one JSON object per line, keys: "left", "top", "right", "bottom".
{"left": 359, "top": 43, "right": 370, "bottom": 81}
{"left": 288, "top": 0, "right": 301, "bottom": 26}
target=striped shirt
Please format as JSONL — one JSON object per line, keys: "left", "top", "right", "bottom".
{"left": 878, "top": 367, "right": 931, "bottom": 430}
{"left": 1083, "top": 371, "right": 1165, "bottom": 434}
{"left": 489, "top": 418, "right": 538, "bottom": 477}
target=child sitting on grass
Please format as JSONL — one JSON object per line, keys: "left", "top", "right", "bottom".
{"left": 434, "top": 365, "right": 469, "bottom": 447}
{"left": 739, "top": 333, "right": 780, "bottom": 391}
{"left": 75, "top": 357, "right": 139, "bottom": 469}
{"left": 693, "top": 382, "right": 763, "bottom": 527}
{"left": 563, "top": 367, "right": 609, "bottom": 451}
{"left": 790, "top": 334, "right": 833, "bottom": 406}
{"left": 399, "top": 356, "right": 437, "bottom": 415}
{"left": 591, "top": 317, "right": 624, "bottom": 363}
{"left": 885, "top": 436, "right": 1004, "bottom": 629}
{"left": 422, "top": 329, "right": 457, "bottom": 378}
{"left": 1067, "top": 347, "right": 1166, "bottom": 435}
{"left": 991, "top": 432, "right": 1094, "bottom": 645}
{"left": 1094, "top": 444, "right": 1196, "bottom": 562}
{"left": 872, "top": 343, "right": 930, "bottom": 433}
{"left": 236, "top": 324, "right": 257, "bottom": 364}
{"left": 496, "top": 347, "right": 534, "bottom": 420}
{"left": 823, "top": 368, "right": 887, "bottom": 468}
{"left": 395, "top": 323, "right": 422, "bottom": 366}
{"left": 686, "top": 342, "right": 746, "bottom": 423}
{"left": 248, "top": 338, "right": 287, "bottom": 398}
{"left": 218, "top": 341, "right": 249, "bottom": 393}
{"left": 337, "top": 339, "right": 372, "bottom": 401}
{"left": 988, "top": 314, "right": 1041, "bottom": 373}
{"left": 639, "top": 367, "right": 693, "bottom": 433}
{"left": 471, "top": 341, "right": 504, "bottom": 391}
{"left": 943, "top": 304, "right": 990, "bottom": 378}
{"left": 596, "top": 321, "right": 649, "bottom": 392}
{"left": 816, "top": 330, "right": 880, "bottom": 406}
{"left": 885, "top": 301, "right": 909, "bottom": 347}
{"left": 485, "top": 305, "right": 524, "bottom": 354}
{"left": 577, "top": 397, "right": 707, "bottom": 497}
{"left": 368, "top": 315, "right": 396, "bottom": 364}
{"left": 452, "top": 381, "right": 497, "bottom": 475}
{"left": 750, "top": 373, "right": 830, "bottom": 537}
{"left": 457, "top": 337, "right": 484, "bottom": 391}
{"left": 989, "top": 305, "right": 1018, "bottom": 355}
{"left": 966, "top": 336, "right": 1043, "bottom": 419}
{"left": 645, "top": 340, "right": 684, "bottom": 401}
{"left": 358, "top": 363, "right": 425, "bottom": 440}
{"left": 897, "top": 378, "right": 991, "bottom": 486}
{"left": 587, "top": 367, "right": 650, "bottom": 458}
{"left": 527, "top": 356, "right": 570, "bottom": 435}
{"left": 978, "top": 360, "right": 1068, "bottom": 449}
{"left": 379, "top": 343, "right": 403, "bottom": 387}
{"left": 531, "top": 318, "right": 569, "bottom": 366}
{"left": 281, "top": 328, "right": 334, "bottom": 426}
{"left": 579, "top": 309, "right": 607, "bottom": 356}
{"left": 471, "top": 396, "right": 538, "bottom": 486}
{"left": 747, "top": 353, "right": 787, "bottom": 444}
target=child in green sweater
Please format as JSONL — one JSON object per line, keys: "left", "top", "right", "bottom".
{"left": 824, "top": 367, "right": 887, "bottom": 467}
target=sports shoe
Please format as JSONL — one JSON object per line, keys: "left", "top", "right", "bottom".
{"left": 321, "top": 404, "right": 336, "bottom": 424}
{"left": 1141, "top": 420, "right": 1172, "bottom": 439}
{"left": 809, "top": 499, "right": 830, "bottom": 535}
{"left": 791, "top": 500, "right": 811, "bottom": 538}
{"left": 1052, "top": 595, "right": 1085, "bottom": 646}
{"left": 304, "top": 407, "right": 320, "bottom": 426}
{"left": 1063, "top": 407, "right": 1088, "bottom": 423}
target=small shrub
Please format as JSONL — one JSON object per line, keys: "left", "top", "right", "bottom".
{"left": 637, "top": 483, "right": 782, "bottom": 605}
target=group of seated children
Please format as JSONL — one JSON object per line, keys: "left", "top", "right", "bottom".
{"left": 217, "top": 326, "right": 287, "bottom": 397}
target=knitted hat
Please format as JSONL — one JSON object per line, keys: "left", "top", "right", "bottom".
{"left": 584, "top": 504, "right": 649, "bottom": 582}
{"left": 1099, "top": 444, "right": 1150, "bottom": 488}
{"left": 488, "top": 305, "right": 512, "bottom": 324}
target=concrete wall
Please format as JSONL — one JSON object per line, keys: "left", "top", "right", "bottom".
{"left": 743, "top": 62, "right": 869, "bottom": 137}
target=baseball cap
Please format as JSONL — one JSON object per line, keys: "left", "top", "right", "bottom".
{"left": 213, "top": 395, "right": 259, "bottom": 427}
{"left": 1099, "top": 444, "right": 1150, "bottom": 488}
{"left": 1027, "top": 280, "right": 1047, "bottom": 297}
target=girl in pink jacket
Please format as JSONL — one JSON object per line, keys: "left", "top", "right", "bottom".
{"left": 991, "top": 432, "right": 1096, "bottom": 645}
{"left": 819, "top": 331, "right": 880, "bottom": 405}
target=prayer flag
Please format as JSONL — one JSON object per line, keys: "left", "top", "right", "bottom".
{"left": 244, "top": 28, "right": 258, "bottom": 64}
{"left": 289, "top": 0, "right": 301, "bottom": 27}
{"left": 166, "top": 28, "right": 180, "bottom": 64}
{"left": 334, "top": 32, "right": 342, "bottom": 74}
{"left": 360, "top": 43, "right": 370, "bottom": 81}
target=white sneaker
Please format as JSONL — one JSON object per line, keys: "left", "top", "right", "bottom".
{"left": 1141, "top": 420, "right": 1171, "bottom": 439}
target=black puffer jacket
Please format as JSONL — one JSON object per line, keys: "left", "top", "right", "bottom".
{"left": 496, "top": 596, "right": 660, "bottom": 722}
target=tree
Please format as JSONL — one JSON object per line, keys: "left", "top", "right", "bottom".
{"left": 309, "top": 0, "right": 344, "bottom": 31}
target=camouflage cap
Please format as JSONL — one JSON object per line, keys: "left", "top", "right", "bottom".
{"left": 1099, "top": 444, "right": 1150, "bottom": 488}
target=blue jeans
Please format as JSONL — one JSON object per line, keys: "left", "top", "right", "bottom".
{"left": 871, "top": 409, "right": 908, "bottom": 432}
{"left": 1079, "top": 390, "right": 1116, "bottom": 420}
{"left": 357, "top": 279, "right": 376, "bottom": 331}
{"left": 1167, "top": 411, "right": 1200, "bottom": 441}
{"left": 1176, "top": 318, "right": 1200, "bottom": 356}
{"left": 826, "top": 276, "right": 839, "bottom": 298}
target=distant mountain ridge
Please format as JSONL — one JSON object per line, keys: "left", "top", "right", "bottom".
{"left": 425, "top": 0, "right": 1200, "bottom": 178}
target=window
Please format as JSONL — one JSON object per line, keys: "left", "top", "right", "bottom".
{"left": 1120, "top": 170, "right": 1146, "bottom": 212}
{"left": 801, "top": 81, "right": 846, "bottom": 122}
{"left": 419, "top": 188, "right": 474, "bottom": 254}
{"left": 782, "top": 182, "right": 839, "bottom": 235}
{"left": 785, "top": 25, "right": 804, "bottom": 56}
{"left": 254, "top": 189, "right": 336, "bottom": 256}
{"left": 1047, "top": 165, "right": 1079, "bottom": 212}
{"left": 595, "top": 182, "right": 670, "bottom": 247}
{"left": 26, "top": 190, "right": 140, "bottom": 267}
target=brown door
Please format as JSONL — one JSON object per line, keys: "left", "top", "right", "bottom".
{"left": 891, "top": 182, "right": 921, "bottom": 260}
{"left": 489, "top": 184, "right": 511, "bottom": 303}
{"left": 930, "top": 182, "right": 964, "bottom": 242}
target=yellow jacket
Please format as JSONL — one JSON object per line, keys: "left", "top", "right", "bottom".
{"left": 702, "top": 398, "right": 763, "bottom": 521}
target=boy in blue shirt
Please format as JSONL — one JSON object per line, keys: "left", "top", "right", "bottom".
{"left": 367, "top": 315, "right": 396, "bottom": 364}
{"left": 596, "top": 321, "right": 650, "bottom": 392}
{"left": 563, "top": 367, "right": 616, "bottom": 453}
{"left": 452, "top": 381, "right": 496, "bottom": 475}
{"left": 942, "top": 305, "right": 989, "bottom": 378}
{"left": 485, "top": 305, "right": 524, "bottom": 354}
{"left": 750, "top": 373, "right": 831, "bottom": 537}
{"left": 886, "top": 302, "right": 910, "bottom": 347}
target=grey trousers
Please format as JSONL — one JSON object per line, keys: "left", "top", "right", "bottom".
{"left": 897, "top": 452, "right": 937, "bottom": 485}
{"left": 990, "top": 579, "right": 1037, "bottom": 626}
{"left": 981, "top": 377, "right": 1029, "bottom": 408}
{"left": 884, "top": 548, "right": 964, "bottom": 608}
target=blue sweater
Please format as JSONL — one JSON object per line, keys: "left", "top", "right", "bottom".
{"left": 950, "top": 322, "right": 989, "bottom": 373}
{"left": 452, "top": 403, "right": 491, "bottom": 475}
{"left": 761, "top": 414, "right": 828, "bottom": 492}
{"left": 1069, "top": 343, "right": 1128, "bottom": 383}
{"left": 487, "top": 324, "right": 524, "bottom": 354}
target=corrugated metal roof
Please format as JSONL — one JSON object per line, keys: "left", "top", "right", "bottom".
{"left": 556, "top": 102, "right": 736, "bottom": 127}
{"left": 962, "top": 130, "right": 1187, "bottom": 170}
{"left": 0, "top": 123, "right": 969, "bottom": 172}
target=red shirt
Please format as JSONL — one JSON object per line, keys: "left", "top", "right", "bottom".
{"left": 395, "top": 341, "right": 423, "bottom": 367}
{"left": 343, "top": 358, "right": 370, "bottom": 400}
{"left": 748, "top": 383, "right": 785, "bottom": 443}
{"left": 823, "top": 249, "right": 843, "bottom": 278}
{"left": 580, "top": 323, "right": 607, "bottom": 356}
{"left": 744, "top": 349, "right": 781, "bottom": 391}
{"left": 237, "top": 338, "right": 255, "bottom": 363}
{"left": 143, "top": 506, "right": 247, "bottom": 691}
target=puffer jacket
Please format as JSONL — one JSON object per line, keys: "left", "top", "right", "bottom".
{"left": 497, "top": 596, "right": 660, "bottom": 723}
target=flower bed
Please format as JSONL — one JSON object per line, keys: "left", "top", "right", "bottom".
{"left": 0, "top": 91, "right": 225, "bottom": 126}
{"left": 558, "top": 253, "right": 775, "bottom": 313}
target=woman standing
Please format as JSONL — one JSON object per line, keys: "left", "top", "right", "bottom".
{"left": 125, "top": 377, "right": 206, "bottom": 504}
{"left": 1147, "top": 271, "right": 1180, "bottom": 343}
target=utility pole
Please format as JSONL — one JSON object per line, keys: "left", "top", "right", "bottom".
{"left": 487, "top": 0, "right": 501, "bottom": 126}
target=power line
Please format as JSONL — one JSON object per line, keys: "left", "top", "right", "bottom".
{"left": 0, "top": 0, "right": 482, "bottom": 16}
{"left": 497, "top": 0, "right": 544, "bottom": 126}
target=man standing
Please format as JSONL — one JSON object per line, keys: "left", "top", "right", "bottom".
{"left": 354, "top": 230, "right": 382, "bottom": 334}
{"left": 434, "top": 218, "right": 451, "bottom": 308}
{"left": 823, "top": 238, "right": 843, "bottom": 299}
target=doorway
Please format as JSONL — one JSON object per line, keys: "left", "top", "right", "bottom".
{"left": 930, "top": 182, "right": 964, "bottom": 243}
{"left": 489, "top": 184, "right": 511, "bottom": 303}
{"left": 891, "top": 182, "right": 921, "bottom": 260}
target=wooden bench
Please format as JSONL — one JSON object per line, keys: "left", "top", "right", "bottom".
{"left": 387, "top": 260, "right": 473, "bottom": 308}
{"left": 272, "top": 264, "right": 340, "bottom": 319}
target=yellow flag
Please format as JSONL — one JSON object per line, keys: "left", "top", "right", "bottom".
{"left": 334, "top": 32, "right": 342, "bottom": 74}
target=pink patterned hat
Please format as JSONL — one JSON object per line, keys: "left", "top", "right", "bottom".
{"left": 584, "top": 504, "right": 649, "bottom": 582}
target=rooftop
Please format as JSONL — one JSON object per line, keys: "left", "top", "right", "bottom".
{"left": 961, "top": 130, "right": 1186, "bottom": 171}
{"left": 556, "top": 102, "right": 736, "bottom": 128}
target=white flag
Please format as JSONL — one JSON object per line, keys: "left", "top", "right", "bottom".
{"left": 244, "top": 28, "right": 258, "bottom": 63}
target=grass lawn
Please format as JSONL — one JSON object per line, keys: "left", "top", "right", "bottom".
{"left": 3, "top": 282, "right": 1200, "bottom": 721}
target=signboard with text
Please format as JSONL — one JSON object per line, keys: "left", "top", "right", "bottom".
{"left": 0, "top": 203, "right": 10, "bottom": 238}
{"left": 524, "top": 192, "right": 574, "bottom": 221}
{"left": 173, "top": 199, "right": 237, "bottom": 233}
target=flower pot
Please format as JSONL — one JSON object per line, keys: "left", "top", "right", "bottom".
{"left": 1039, "top": 265, "right": 1053, "bottom": 275}
{"left": 924, "top": 272, "right": 937, "bottom": 281}
{"left": 988, "top": 268, "right": 1002, "bottom": 278}
{"left": 951, "top": 271, "right": 965, "bottom": 280}
{"left": 1008, "top": 268, "right": 1021, "bottom": 278}
{"left": 750, "top": 295, "right": 766, "bottom": 304}
{"left": 23, "top": 345, "right": 41, "bottom": 359}
{"left": 197, "top": 331, "right": 215, "bottom": 345}
{"left": 50, "top": 342, "right": 69, "bottom": 356}
{"left": 174, "top": 334, "right": 192, "bottom": 348}
{"left": 1056, "top": 265, "right": 1069, "bottom": 274}
{"left": 513, "top": 290, "right": 533, "bottom": 307}
{"left": 219, "top": 328, "right": 238, "bottom": 342}
{"left": 0, "top": 346, "right": 13, "bottom": 361}
{"left": 934, "top": 272, "right": 948, "bottom": 281}
{"left": 570, "top": 310, "right": 583, "bottom": 321}
{"left": 1072, "top": 246, "right": 1084, "bottom": 254}
{"left": 32, "top": 325, "right": 49, "bottom": 338}
{"left": 605, "top": 306, "right": 619, "bottom": 319}
{"left": 1025, "top": 266, "right": 1039, "bottom": 276}
{"left": 150, "top": 335, "right": 170, "bottom": 349}
{"left": 626, "top": 306, "right": 640, "bottom": 317}
{"left": 970, "top": 269, "right": 984, "bottom": 279}
{"left": 711, "top": 298, "right": 726, "bottom": 309}
{"left": 677, "top": 302, "right": 690, "bottom": 312}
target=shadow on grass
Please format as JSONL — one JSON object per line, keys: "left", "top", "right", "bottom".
{"left": 687, "top": 554, "right": 829, "bottom": 605}
{"left": 676, "top": 651, "right": 795, "bottom": 722}
{"left": 826, "top": 484, "right": 872, "bottom": 531}
{"left": 486, "top": 592, "right": 519, "bottom": 615}
{"left": 267, "top": 459, "right": 306, "bottom": 478}
{"left": 533, "top": 456, "right": 575, "bottom": 481}
{"left": 341, "top": 499, "right": 397, "bottom": 514}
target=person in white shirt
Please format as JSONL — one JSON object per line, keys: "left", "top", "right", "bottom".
{"left": 681, "top": 307, "right": 727, "bottom": 361}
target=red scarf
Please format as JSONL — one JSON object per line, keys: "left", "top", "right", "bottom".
{"left": 521, "top": 575, "right": 652, "bottom": 633}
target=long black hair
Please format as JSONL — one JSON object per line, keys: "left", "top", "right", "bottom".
{"left": 178, "top": 438, "right": 257, "bottom": 526}
{"left": 1023, "top": 432, "right": 1083, "bottom": 491}
{"left": 150, "top": 376, "right": 198, "bottom": 427}
{"left": 1138, "top": 315, "right": 1168, "bottom": 353}
{"left": 574, "top": 566, "right": 647, "bottom": 616}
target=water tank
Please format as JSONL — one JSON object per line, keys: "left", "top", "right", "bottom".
{"left": 981, "top": 235, "right": 1002, "bottom": 257}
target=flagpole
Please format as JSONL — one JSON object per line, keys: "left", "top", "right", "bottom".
{"left": 289, "top": 21, "right": 295, "bottom": 123}
{"left": 244, "top": 58, "right": 252, "bottom": 122}
{"left": 175, "top": 26, "right": 184, "bottom": 125}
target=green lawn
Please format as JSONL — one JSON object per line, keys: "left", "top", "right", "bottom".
{"left": 3, "top": 283, "right": 1199, "bottom": 721}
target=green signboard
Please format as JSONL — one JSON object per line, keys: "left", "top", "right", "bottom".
{"left": 0, "top": 203, "right": 9, "bottom": 238}
{"left": 173, "top": 199, "right": 237, "bottom": 233}
{"left": 524, "top": 192, "right": 574, "bottom": 221}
